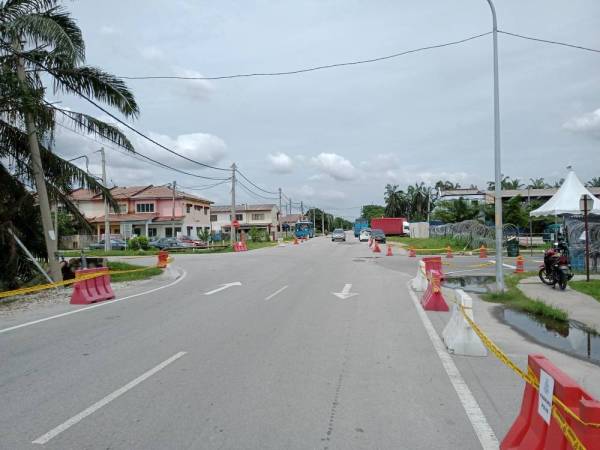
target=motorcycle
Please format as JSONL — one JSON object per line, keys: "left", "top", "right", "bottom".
{"left": 538, "top": 243, "right": 573, "bottom": 290}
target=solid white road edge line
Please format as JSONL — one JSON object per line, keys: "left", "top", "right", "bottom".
{"left": 32, "top": 351, "right": 187, "bottom": 445}
{"left": 265, "top": 285, "right": 288, "bottom": 301}
{"left": 406, "top": 282, "right": 499, "bottom": 450}
{"left": 0, "top": 269, "right": 187, "bottom": 335}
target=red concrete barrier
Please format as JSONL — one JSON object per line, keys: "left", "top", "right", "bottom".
{"left": 157, "top": 250, "right": 169, "bottom": 268}
{"left": 421, "top": 270, "right": 449, "bottom": 311}
{"left": 501, "top": 354, "right": 600, "bottom": 450}
{"left": 70, "top": 267, "right": 115, "bottom": 305}
{"left": 423, "top": 256, "right": 443, "bottom": 278}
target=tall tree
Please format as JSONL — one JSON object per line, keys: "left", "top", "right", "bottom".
{"left": 528, "top": 178, "right": 548, "bottom": 189}
{"left": 1, "top": 0, "right": 139, "bottom": 281}
{"left": 361, "top": 204, "right": 385, "bottom": 222}
{"left": 586, "top": 177, "right": 600, "bottom": 188}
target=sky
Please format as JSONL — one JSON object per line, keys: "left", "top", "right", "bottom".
{"left": 49, "top": 0, "right": 600, "bottom": 220}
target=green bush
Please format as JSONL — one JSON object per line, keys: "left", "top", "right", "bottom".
{"left": 137, "top": 235, "right": 149, "bottom": 250}
{"left": 129, "top": 236, "right": 140, "bottom": 250}
{"left": 249, "top": 227, "right": 262, "bottom": 242}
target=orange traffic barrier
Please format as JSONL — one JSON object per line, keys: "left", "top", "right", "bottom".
{"left": 386, "top": 244, "right": 393, "bottom": 256}
{"left": 421, "top": 270, "right": 448, "bottom": 311}
{"left": 157, "top": 250, "right": 169, "bottom": 268}
{"left": 408, "top": 247, "right": 416, "bottom": 257}
{"left": 501, "top": 354, "right": 600, "bottom": 450}
{"left": 479, "top": 245, "right": 487, "bottom": 259}
{"left": 70, "top": 267, "right": 115, "bottom": 305}
{"left": 446, "top": 246, "right": 453, "bottom": 259}
{"left": 373, "top": 242, "right": 381, "bottom": 253}
{"left": 515, "top": 255, "right": 524, "bottom": 273}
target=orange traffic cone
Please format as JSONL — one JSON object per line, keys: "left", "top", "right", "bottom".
{"left": 446, "top": 246, "right": 453, "bottom": 259}
{"left": 514, "top": 255, "right": 524, "bottom": 273}
{"left": 293, "top": 237, "right": 299, "bottom": 245}
{"left": 386, "top": 244, "right": 393, "bottom": 256}
{"left": 479, "top": 245, "right": 487, "bottom": 259}
{"left": 373, "top": 242, "right": 381, "bottom": 253}
{"left": 408, "top": 247, "right": 416, "bottom": 257}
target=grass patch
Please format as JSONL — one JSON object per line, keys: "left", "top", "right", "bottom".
{"left": 570, "top": 280, "right": 600, "bottom": 303}
{"left": 107, "top": 261, "right": 163, "bottom": 282}
{"left": 387, "top": 236, "right": 472, "bottom": 252}
{"left": 481, "top": 272, "right": 568, "bottom": 322}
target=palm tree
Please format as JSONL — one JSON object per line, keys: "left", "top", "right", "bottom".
{"left": 528, "top": 178, "right": 547, "bottom": 189}
{"left": 1, "top": 0, "right": 139, "bottom": 280}
{"left": 384, "top": 184, "right": 402, "bottom": 217}
{"left": 587, "top": 177, "right": 600, "bottom": 188}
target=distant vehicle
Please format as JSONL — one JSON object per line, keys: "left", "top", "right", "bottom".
{"left": 370, "top": 228, "right": 386, "bottom": 244}
{"left": 353, "top": 218, "right": 369, "bottom": 238}
{"left": 331, "top": 229, "right": 346, "bottom": 242}
{"left": 178, "top": 235, "right": 206, "bottom": 248}
{"left": 295, "top": 220, "right": 314, "bottom": 239}
{"left": 89, "top": 239, "right": 126, "bottom": 250}
{"left": 403, "top": 221, "right": 410, "bottom": 236}
{"left": 359, "top": 228, "right": 371, "bottom": 242}
{"left": 370, "top": 217, "right": 406, "bottom": 236}
{"left": 149, "top": 237, "right": 187, "bottom": 249}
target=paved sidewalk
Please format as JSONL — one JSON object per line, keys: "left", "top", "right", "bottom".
{"left": 518, "top": 276, "right": 600, "bottom": 331}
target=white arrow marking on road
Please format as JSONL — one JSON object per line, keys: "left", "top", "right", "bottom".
{"left": 204, "top": 282, "right": 242, "bottom": 296}
{"left": 332, "top": 283, "right": 358, "bottom": 299}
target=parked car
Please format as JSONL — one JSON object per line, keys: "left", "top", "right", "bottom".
{"left": 89, "top": 239, "right": 126, "bottom": 250}
{"left": 370, "top": 228, "right": 386, "bottom": 244}
{"left": 359, "top": 228, "right": 371, "bottom": 242}
{"left": 177, "top": 235, "right": 206, "bottom": 248}
{"left": 149, "top": 237, "right": 187, "bottom": 250}
{"left": 331, "top": 228, "right": 346, "bottom": 242}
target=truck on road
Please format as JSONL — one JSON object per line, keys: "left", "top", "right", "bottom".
{"left": 370, "top": 217, "right": 407, "bottom": 236}
{"left": 353, "top": 218, "right": 369, "bottom": 238}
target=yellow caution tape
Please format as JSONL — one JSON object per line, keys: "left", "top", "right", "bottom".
{"left": 0, "top": 265, "right": 162, "bottom": 300}
{"left": 458, "top": 304, "right": 599, "bottom": 449}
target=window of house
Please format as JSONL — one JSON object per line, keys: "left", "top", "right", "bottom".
{"left": 136, "top": 203, "right": 154, "bottom": 213}
{"left": 187, "top": 226, "right": 193, "bottom": 235}
{"left": 210, "top": 214, "right": 218, "bottom": 222}
{"left": 165, "top": 228, "right": 173, "bottom": 237}
{"left": 204, "top": 207, "right": 209, "bottom": 215}
{"left": 252, "top": 213, "right": 265, "bottom": 220}
{"left": 186, "top": 204, "right": 192, "bottom": 213}
{"left": 148, "top": 227, "right": 157, "bottom": 237}
{"left": 236, "top": 214, "right": 243, "bottom": 221}
{"left": 194, "top": 205, "right": 201, "bottom": 211}
{"left": 175, "top": 227, "right": 181, "bottom": 235}
{"left": 110, "top": 203, "right": 128, "bottom": 214}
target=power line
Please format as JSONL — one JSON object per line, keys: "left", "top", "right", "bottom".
{"left": 236, "top": 179, "right": 279, "bottom": 201}
{"left": 118, "top": 32, "right": 492, "bottom": 81}
{"left": 177, "top": 179, "right": 231, "bottom": 191}
{"left": 498, "top": 30, "right": 600, "bottom": 53}
{"left": 55, "top": 120, "right": 230, "bottom": 181}
{"left": 235, "top": 169, "right": 279, "bottom": 195}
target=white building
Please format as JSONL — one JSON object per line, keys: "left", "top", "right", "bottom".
{"left": 211, "top": 204, "right": 280, "bottom": 236}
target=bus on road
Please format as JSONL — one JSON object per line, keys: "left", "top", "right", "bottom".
{"left": 295, "top": 220, "right": 314, "bottom": 239}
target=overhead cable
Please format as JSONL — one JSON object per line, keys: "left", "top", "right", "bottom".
{"left": 498, "top": 30, "right": 600, "bottom": 54}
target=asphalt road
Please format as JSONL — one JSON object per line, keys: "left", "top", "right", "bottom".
{"left": 1, "top": 234, "right": 525, "bottom": 449}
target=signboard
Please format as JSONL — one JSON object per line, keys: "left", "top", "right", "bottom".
{"left": 538, "top": 369, "right": 554, "bottom": 424}
{"left": 232, "top": 219, "right": 240, "bottom": 229}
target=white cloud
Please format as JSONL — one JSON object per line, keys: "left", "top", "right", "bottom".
{"left": 310, "top": 152, "right": 357, "bottom": 181}
{"left": 563, "top": 109, "right": 600, "bottom": 136}
{"left": 140, "top": 46, "right": 165, "bottom": 61}
{"left": 267, "top": 152, "right": 294, "bottom": 173}
{"left": 172, "top": 68, "right": 214, "bottom": 100}
{"left": 359, "top": 153, "right": 400, "bottom": 172}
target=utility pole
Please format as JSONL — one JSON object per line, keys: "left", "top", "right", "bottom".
{"left": 231, "top": 163, "right": 237, "bottom": 245}
{"left": 301, "top": 201, "right": 304, "bottom": 217}
{"left": 14, "top": 39, "right": 61, "bottom": 281}
{"left": 171, "top": 180, "right": 177, "bottom": 238}
{"left": 485, "top": 0, "right": 504, "bottom": 291}
{"left": 321, "top": 209, "right": 325, "bottom": 236}
{"left": 313, "top": 207, "right": 316, "bottom": 231}
{"left": 289, "top": 198, "right": 292, "bottom": 216}
{"left": 278, "top": 187, "right": 282, "bottom": 238}
{"left": 97, "top": 148, "right": 111, "bottom": 252}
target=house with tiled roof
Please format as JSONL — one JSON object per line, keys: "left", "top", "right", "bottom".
{"left": 69, "top": 185, "right": 213, "bottom": 241}
{"left": 210, "top": 204, "right": 280, "bottom": 235}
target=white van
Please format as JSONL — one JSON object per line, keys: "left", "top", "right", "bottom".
{"left": 403, "top": 221, "right": 410, "bottom": 236}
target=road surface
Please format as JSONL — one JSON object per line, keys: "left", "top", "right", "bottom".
{"left": 1, "top": 234, "right": 534, "bottom": 449}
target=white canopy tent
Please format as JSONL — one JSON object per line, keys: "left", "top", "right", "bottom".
{"left": 530, "top": 168, "right": 600, "bottom": 217}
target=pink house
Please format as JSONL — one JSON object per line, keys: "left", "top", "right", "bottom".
{"left": 69, "top": 185, "right": 213, "bottom": 240}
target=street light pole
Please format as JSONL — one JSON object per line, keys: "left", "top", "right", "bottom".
{"left": 485, "top": 0, "right": 504, "bottom": 291}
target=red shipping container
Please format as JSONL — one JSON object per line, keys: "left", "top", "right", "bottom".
{"left": 370, "top": 217, "right": 406, "bottom": 236}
